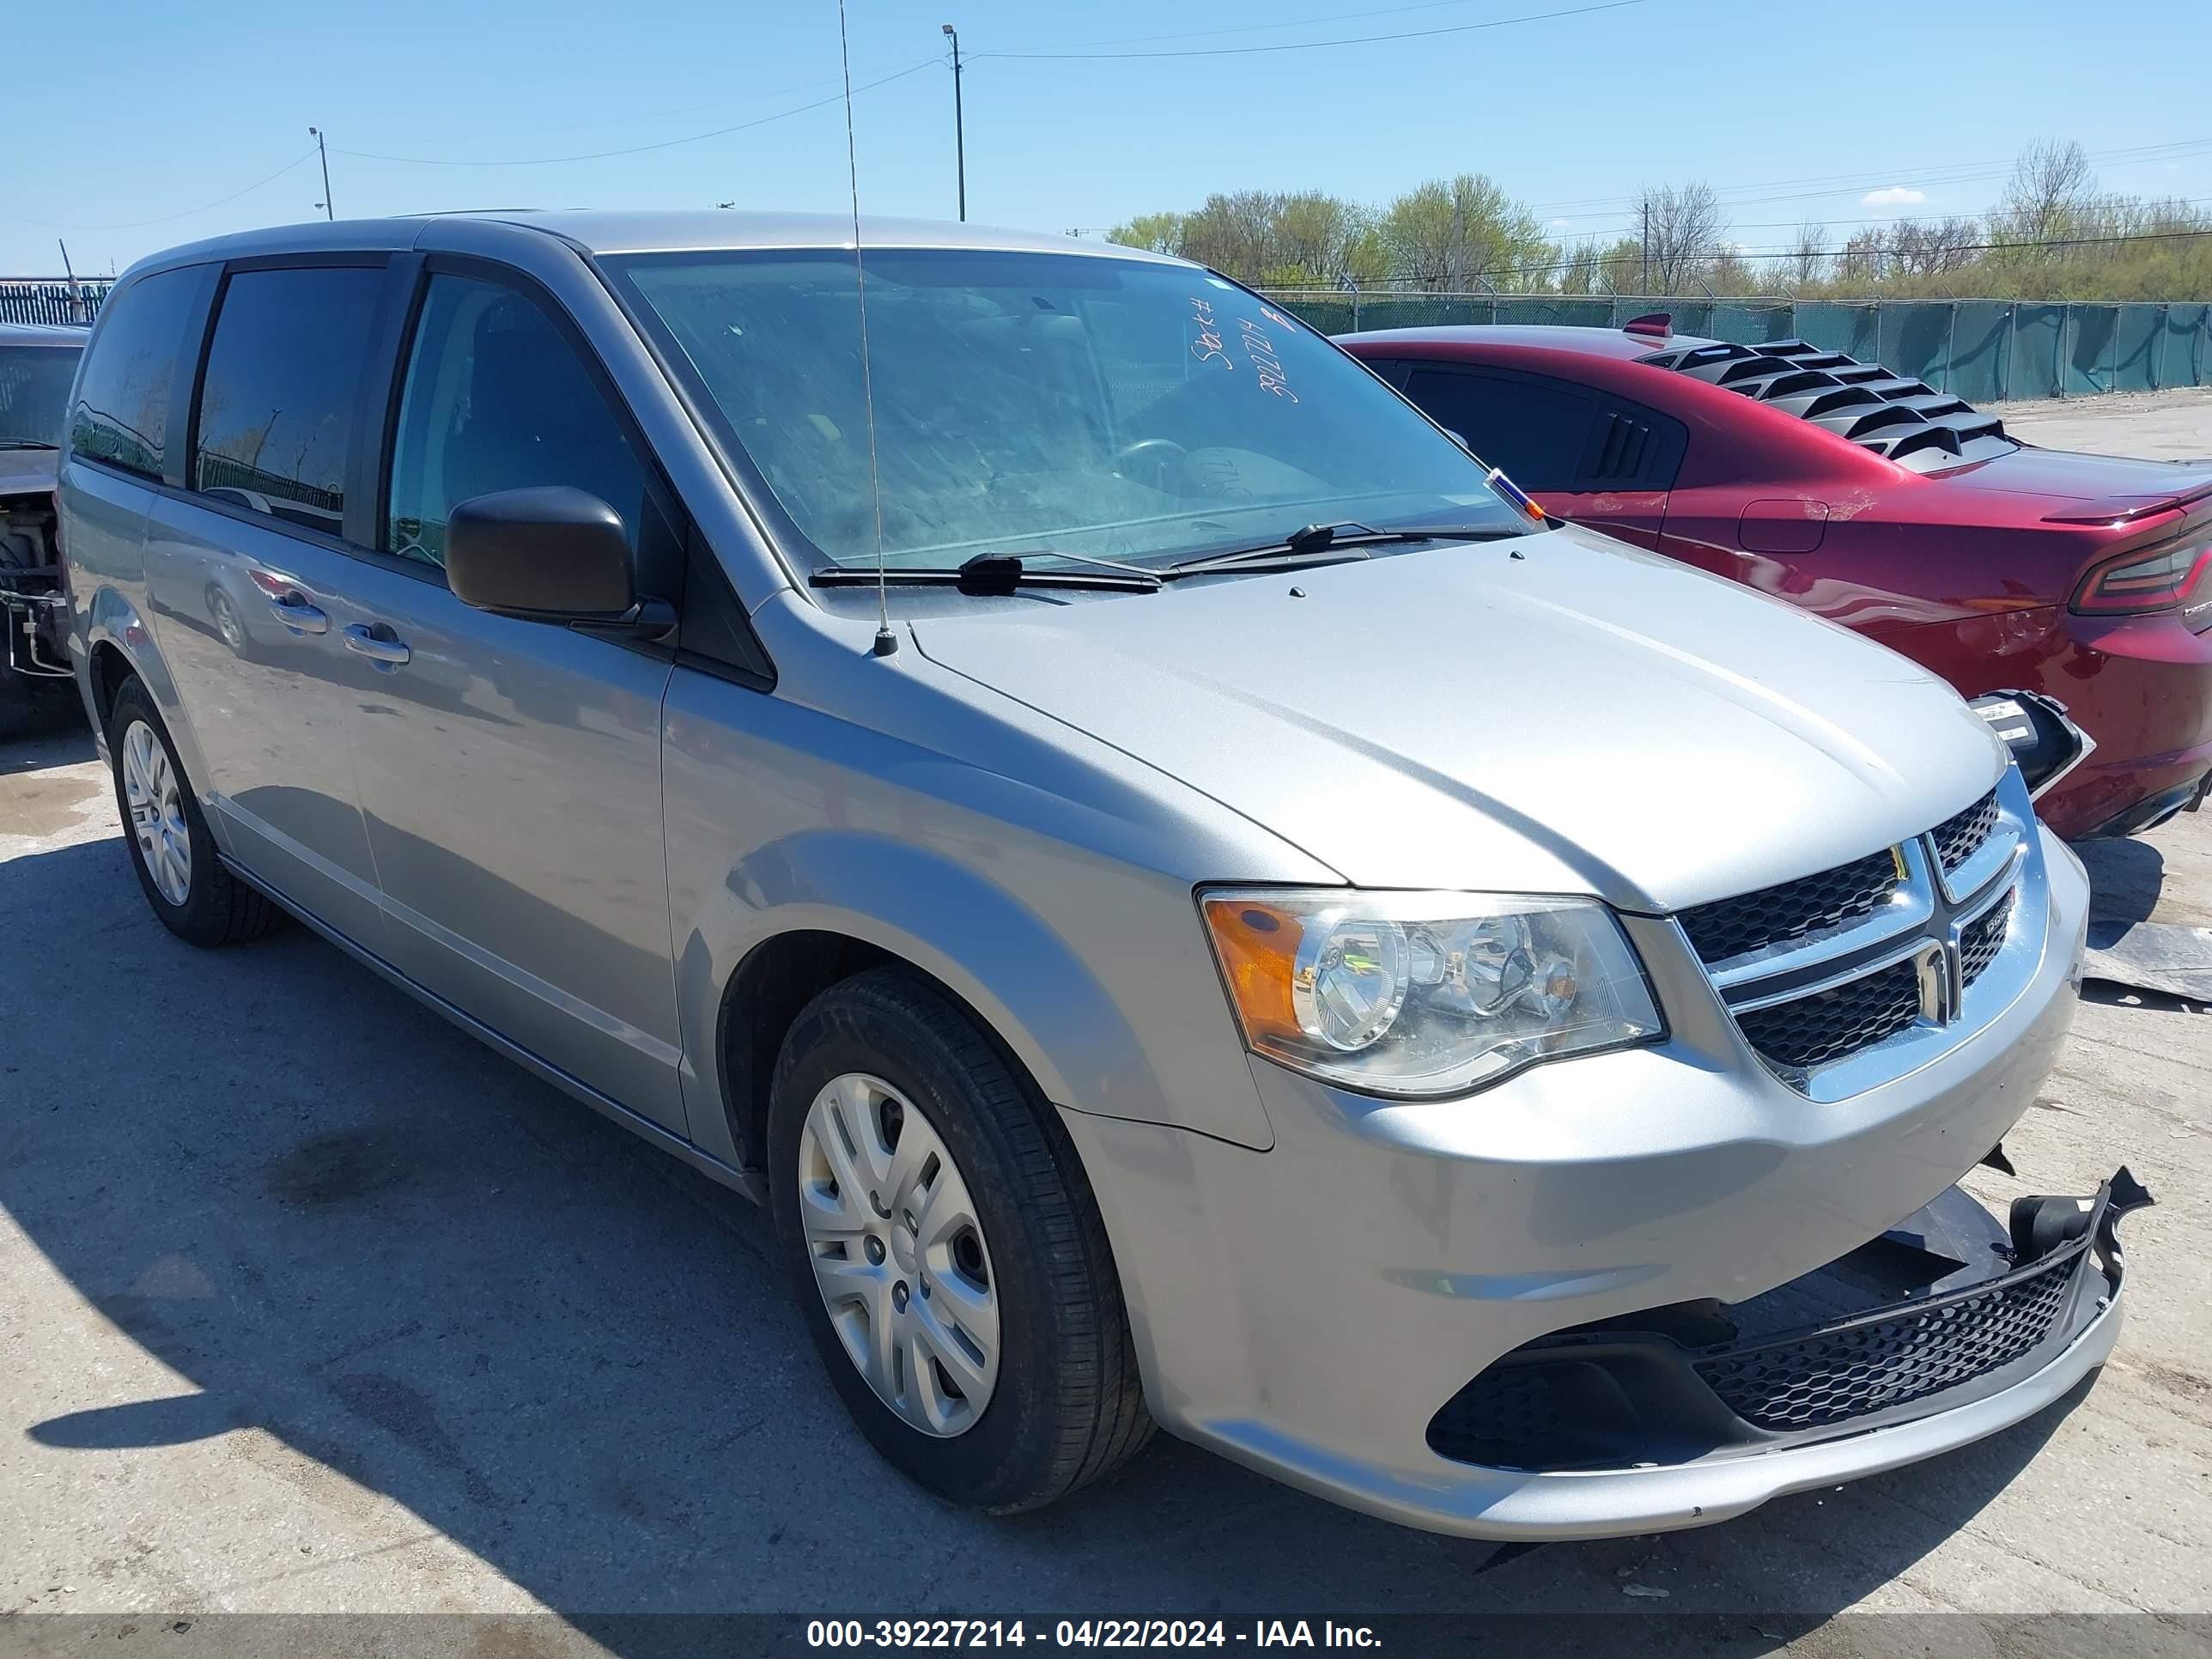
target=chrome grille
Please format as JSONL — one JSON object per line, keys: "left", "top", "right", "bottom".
{"left": 1737, "top": 958, "right": 1922, "bottom": 1073}
{"left": 1677, "top": 849, "right": 1899, "bottom": 966}
{"left": 1960, "top": 893, "right": 2012, "bottom": 989}
{"left": 1930, "top": 788, "right": 2000, "bottom": 875}
{"left": 1680, "top": 771, "right": 2034, "bottom": 1099}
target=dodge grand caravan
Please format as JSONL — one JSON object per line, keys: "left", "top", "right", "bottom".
{"left": 57, "top": 212, "right": 2144, "bottom": 1539}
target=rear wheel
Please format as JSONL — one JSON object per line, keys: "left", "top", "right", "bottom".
{"left": 106, "top": 676, "right": 283, "bottom": 946}
{"left": 768, "top": 967, "right": 1152, "bottom": 1511}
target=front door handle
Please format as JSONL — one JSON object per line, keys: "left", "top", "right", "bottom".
{"left": 342, "top": 623, "right": 411, "bottom": 665}
{"left": 267, "top": 594, "right": 328, "bottom": 635}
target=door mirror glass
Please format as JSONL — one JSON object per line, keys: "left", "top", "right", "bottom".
{"left": 445, "top": 486, "right": 636, "bottom": 621}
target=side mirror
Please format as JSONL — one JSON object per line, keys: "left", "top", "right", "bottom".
{"left": 446, "top": 486, "right": 637, "bottom": 622}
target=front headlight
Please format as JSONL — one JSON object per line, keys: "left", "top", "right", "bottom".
{"left": 1200, "top": 889, "right": 1663, "bottom": 1097}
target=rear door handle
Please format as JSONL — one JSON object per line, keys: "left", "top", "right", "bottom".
{"left": 267, "top": 594, "right": 328, "bottom": 635}
{"left": 342, "top": 623, "right": 411, "bottom": 665}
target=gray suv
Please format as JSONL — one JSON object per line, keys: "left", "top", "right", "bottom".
{"left": 57, "top": 211, "right": 2137, "bottom": 1540}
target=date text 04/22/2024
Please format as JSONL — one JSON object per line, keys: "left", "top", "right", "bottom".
{"left": 805, "top": 1620, "right": 1382, "bottom": 1648}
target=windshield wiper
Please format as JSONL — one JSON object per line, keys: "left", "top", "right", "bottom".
{"left": 0, "top": 439, "right": 59, "bottom": 451}
{"left": 1164, "top": 520, "right": 1533, "bottom": 578}
{"left": 812, "top": 551, "right": 1161, "bottom": 595}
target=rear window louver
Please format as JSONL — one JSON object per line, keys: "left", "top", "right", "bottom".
{"left": 1586, "top": 410, "right": 1656, "bottom": 482}
{"left": 1640, "top": 337, "right": 2010, "bottom": 471}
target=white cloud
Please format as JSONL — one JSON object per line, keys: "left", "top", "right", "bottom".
{"left": 1550, "top": 217, "right": 1571, "bottom": 228}
{"left": 1862, "top": 185, "right": 1929, "bottom": 207}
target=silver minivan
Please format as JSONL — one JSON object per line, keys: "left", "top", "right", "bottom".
{"left": 58, "top": 211, "right": 2142, "bottom": 1540}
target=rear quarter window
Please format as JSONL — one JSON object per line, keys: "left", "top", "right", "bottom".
{"left": 1401, "top": 367, "right": 1595, "bottom": 493}
{"left": 68, "top": 268, "right": 203, "bottom": 478}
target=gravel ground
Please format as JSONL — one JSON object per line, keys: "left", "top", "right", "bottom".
{"left": 3, "top": 391, "right": 2210, "bottom": 1652}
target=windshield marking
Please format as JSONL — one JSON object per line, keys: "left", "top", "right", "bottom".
{"left": 1188, "top": 295, "right": 1233, "bottom": 371}
{"left": 1237, "top": 315, "right": 1298, "bottom": 404}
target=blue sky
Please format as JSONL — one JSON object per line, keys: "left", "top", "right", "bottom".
{"left": 7, "top": 0, "right": 2208, "bottom": 276}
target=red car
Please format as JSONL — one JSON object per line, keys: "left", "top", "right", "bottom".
{"left": 1339, "top": 320, "right": 2212, "bottom": 839}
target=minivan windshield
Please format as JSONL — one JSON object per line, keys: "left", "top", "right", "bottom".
{"left": 609, "top": 248, "right": 1528, "bottom": 572}
{"left": 0, "top": 345, "right": 81, "bottom": 448}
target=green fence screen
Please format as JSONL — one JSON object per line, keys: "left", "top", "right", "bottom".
{"left": 1267, "top": 290, "right": 2212, "bottom": 404}
{"left": 11, "top": 281, "right": 2203, "bottom": 406}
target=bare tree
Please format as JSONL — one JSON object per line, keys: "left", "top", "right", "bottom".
{"left": 1557, "top": 240, "right": 1602, "bottom": 295}
{"left": 1995, "top": 139, "right": 2095, "bottom": 246}
{"left": 1887, "top": 216, "right": 1983, "bottom": 278}
{"left": 1789, "top": 223, "right": 1828, "bottom": 286}
{"left": 1634, "top": 180, "right": 1726, "bottom": 292}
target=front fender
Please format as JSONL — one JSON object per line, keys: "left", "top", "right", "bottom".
{"left": 675, "top": 827, "right": 1278, "bottom": 1166}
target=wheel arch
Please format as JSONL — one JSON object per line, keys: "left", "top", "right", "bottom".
{"left": 683, "top": 828, "right": 1273, "bottom": 1172}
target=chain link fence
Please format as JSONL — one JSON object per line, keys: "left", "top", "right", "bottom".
{"left": 0, "top": 278, "right": 112, "bottom": 327}
{"left": 1264, "top": 291, "right": 2212, "bottom": 403}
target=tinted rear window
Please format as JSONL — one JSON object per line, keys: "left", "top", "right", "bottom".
{"left": 69, "top": 269, "right": 201, "bottom": 477}
{"left": 1401, "top": 368, "right": 1596, "bottom": 493}
{"left": 193, "top": 266, "right": 383, "bottom": 537}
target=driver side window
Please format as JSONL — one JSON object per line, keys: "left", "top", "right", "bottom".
{"left": 386, "top": 274, "right": 648, "bottom": 572}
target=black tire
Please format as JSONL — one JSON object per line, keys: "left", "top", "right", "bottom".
{"left": 106, "top": 675, "right": 284, "bottom": 947}
{"left": 768, "top": 966, "right": 1153, "bottom": 1512}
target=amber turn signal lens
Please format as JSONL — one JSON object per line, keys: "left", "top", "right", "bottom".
{"left": 1200, "top": 896, "right": 1303, "bottom": 1045}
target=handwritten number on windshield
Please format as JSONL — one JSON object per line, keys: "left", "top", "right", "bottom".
{"left": 1189, "top": 295, "right": 1300, "bottom": 402}
{"left": 1189, "top": 295, "right": 1233, "bottom": 369}
{"left": 1238, "top": 318, "right": 1297, "bottom": 403}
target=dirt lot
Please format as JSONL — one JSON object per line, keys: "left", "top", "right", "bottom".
{"left": 3, "top": 390, "right": 2210, "bottom": 1650}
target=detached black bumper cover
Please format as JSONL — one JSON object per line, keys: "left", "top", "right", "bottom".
{"left": 1430, "top": 1168, "right": 2152, "bottom": 1472}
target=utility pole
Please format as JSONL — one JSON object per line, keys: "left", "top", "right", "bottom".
{"left": 58, "top": 239, "right": 87, "bottom": 324}
{"left": 1641, "top": 198, "right": 1650, "bottom": 295}
{"left": 308, "top": 126, "right": 333, "bottom": 221}
{"left": 940, "top": 23, "right": 966, "bottom": 222}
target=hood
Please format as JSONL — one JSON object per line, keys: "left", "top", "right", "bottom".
{"left": 0, "top": 447, "right": 59, "bottom": 501}
{"left": 911, "top": 526, "right": 2006, "bottom": 912}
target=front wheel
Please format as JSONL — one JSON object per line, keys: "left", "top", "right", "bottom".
{"left": 768, "top": 967, "right": 1152, "bottom": 1511}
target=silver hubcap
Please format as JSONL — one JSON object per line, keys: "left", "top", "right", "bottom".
{"left": 121, "top": 719, "right": 191, "bottom": 907}
{"left": 798, "top": 1073, "right": 1000, "bottom": 1437}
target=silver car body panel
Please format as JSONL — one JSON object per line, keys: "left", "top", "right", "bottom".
{"left": 910, "top": 521, "right": 2008, "bottom": 914}
{"left": 139, "top": 489, "right": 389, "bottom": 944}
{"left": 58, "top": 210, "right": 2099, "bottom": 1539}
{"left": 1063, "top": 825, "right": 2087, "bottom": 1538}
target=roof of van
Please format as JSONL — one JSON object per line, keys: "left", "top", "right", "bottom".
{"left": 134, "top": 210, "right": 1181, "bottom": 269}
{"left": 0, "top": 321, "right": 89, "bottom": 346}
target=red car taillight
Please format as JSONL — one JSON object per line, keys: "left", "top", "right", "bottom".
{"left": 2070, "top": 534, "right": 2212, "bottom": 622}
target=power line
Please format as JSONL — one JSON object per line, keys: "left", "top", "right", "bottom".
{"left": 973, "top": 0, "right": 1643, "bottom": 60}
{"left": 997, "top": 0, "right": 1567, "bottom": 52}
{"left": 1, "top": 149, "right": 319, "bottom": 232}
{"left": 382, "top": 59, "right": 933, "bottom": 149}
{"left": 332, "top": 58, "right": 939, "bottom": 167}
{"left": 1525, "top": 139, "right": 2212, "bottom": 217}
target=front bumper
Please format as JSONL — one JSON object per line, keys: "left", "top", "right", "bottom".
{"left": 1064, "top": 824, "right": 2096, "bottom": 1540}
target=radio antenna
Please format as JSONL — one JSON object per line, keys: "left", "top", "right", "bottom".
{"left": 836, "top": 0, "right": 897, "bottom": 659}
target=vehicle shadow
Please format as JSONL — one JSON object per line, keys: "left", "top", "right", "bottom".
{"left": 2078, "top": 835, "right": 2166, "bottom": 946}
{"left": 0, "top": 833, "right": 2089, "bottom": 1636}
{"left": 0, "top": 717, "right": 94, "bottom": 775}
